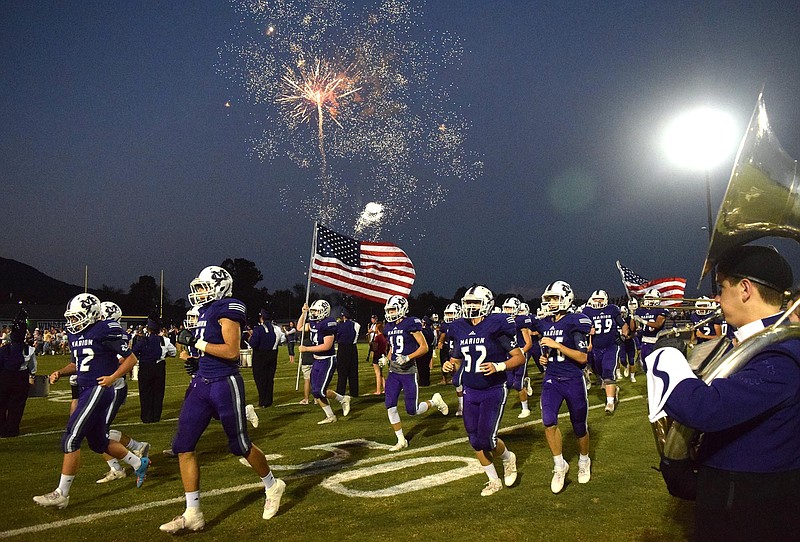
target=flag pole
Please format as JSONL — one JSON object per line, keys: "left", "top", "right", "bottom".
{"left": 296, "top": 220, "right": 319, "bottom": 390}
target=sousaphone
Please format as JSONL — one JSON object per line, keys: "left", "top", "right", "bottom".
{"left": 653, "top": 90, "right": 800, "bottom": 500}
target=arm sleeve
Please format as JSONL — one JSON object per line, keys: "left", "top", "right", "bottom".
{"left": 665, "top": 353, "right": 800, "bottom": 432}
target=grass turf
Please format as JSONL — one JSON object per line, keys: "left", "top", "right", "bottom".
{"left": 0, "top": 348, "right": 693, "bottom": 541}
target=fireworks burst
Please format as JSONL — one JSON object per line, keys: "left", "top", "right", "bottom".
{"left": 218, "top": 0, "right": 482, "bottom": 240}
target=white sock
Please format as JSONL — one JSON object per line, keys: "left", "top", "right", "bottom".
{"left": 106, "top": 459, "right": 123, "bottom": 472}
{"left": 579, "top": 454, "right": 590, "bottom": 464}
{"left": 122, "top": 452, "right": 142, "bottom": 470}
{"left": 520, "top": 400, "right": 529, "bottom": 410}
{"left": 553, "top": 454, "right": 566, "bottom": 469}
{"left": 261, "top": 471, "right": 275, "bottom": 490}
{"left": 127, "top": 438, "right": 142, "bottom": 452}
{"left": 500, "top": 448, "right": 512, "bottom": 461}
{"left": 606, "top": 396, "right": 614, "bottom": 404}
{"left": 458, "top": 396, "right": 464, "bottom": 409}
{"left": 58, "top": 474, "right": 75, "bottom": 497}
{"left": 334, "top": 393, "right": 344, "bottom": 402}
{"left": 416, "top": 402, "right": 429, "bottom": 415}
{"left": 185, "top": 491, "right": 200, "bottom": 511}
{"left": 483, "top": 464, "right": 499, "bottom": 480}
{"left": 321, "top": 404, "right": 335, "bottom": 418}
{"left": 394, "top": 429, "right": 405, "bottom": 442}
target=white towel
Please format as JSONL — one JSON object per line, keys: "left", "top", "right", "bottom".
{"left": 645, "top": 347, "right": 698, "bottom": 423}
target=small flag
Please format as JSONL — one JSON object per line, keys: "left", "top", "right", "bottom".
{"left": 616, "top": 261, "right": 686, "bottom": 305}
{"left": 310, "top": 224, "right": 415, "bottom": 303}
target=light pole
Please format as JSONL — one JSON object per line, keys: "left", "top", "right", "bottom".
{"left": 663, "top": 107, "right": 738, "bottom": 295}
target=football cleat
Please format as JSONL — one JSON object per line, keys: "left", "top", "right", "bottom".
{"left": 135, "top": 441, "right": 151, "bottom": 459}
{"left": 605, "top": 402, "right": 615, "bottom": 415}
{"left": 503, "top": 451, "right": 518, "bottom": 486}
{"left": 389, "top": 438, "right": 408, "bottom": 451}
{"left": 163, "top": 448, "right": 176, "bottom": 457}
{"left": 299, "top": 398, "right": 310, "bottom": 405}
{"left": 578, "top": 458, "right": 592, "bottom": 484}
{"left": 623, "top": 366, "right": 630, "bottom": 378}
{"left": 431, "top": 392, "right": 449, "bottom": 415}
{"left": 246, "top": 404, "right": 260, "bottom": 428}
{"left": 615, "top": 368, "right": 623, "bottom": 380}
{"left": 33, "top": 489, "right": 69, "bottom": 509}
{"left": 551, "top": 462, "right": 569, "bottom": 494}
{"left": 134, "top": 456, "right": 150, "bottom": 488}
{"left": 517, "top": 409, "right": 531, "bottom": 419}
{"left": 263, "top": 479, "right": 286, "bottom": 520}
{"left": 523, "top": 376, "right": 533, "bottom": 396}
{"left": 317, "top": 415, "right": 337, "bottom": 425}
{"left": 340, "top": 395, "right": 351, "bottom": 416}
{"left": 630, "top": 374, "right": 637, "bottom": 383}
{"left": 96, "top": 469, "right": 127, "bottom": 484}
{"left": 159, "top": 511, "right": 205, "bottom": 533}
{"left": 480, "top": 478, "right": 503, "bottom": 497}
{"left": 455, "top": 409, "right": 463, "bottom": 417}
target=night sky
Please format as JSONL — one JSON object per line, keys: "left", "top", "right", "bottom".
{"left": 3, "top": 1, "right": 800, "bottom": 306}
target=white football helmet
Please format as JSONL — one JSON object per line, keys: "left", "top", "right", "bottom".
{"left": 588, "top": 290, "right": 608, "bottom": 310}
{"left": 100, "top": 301, "right": 123, "bottom": 322}
{"left": 65, "top": 293, "right": 102, "bottom": 334}
{"left": 184, "top": 306, "right": 199, "bottom": 329}
{"left": 431, "top": 313, "right": 439, "bottom": 322}
{"left": 461, "top": 285, "right": 495, "bottom": 319}
{"left": 309, "top": 299, "right": 331, "bottom": 321}
{"left": 643, "top": 289, "right": 661, "bottom": 307}
{"left": 189, "top": 266, "right": 233, "bottom": 306}
{"left": 542, "top": 281, "right": 574, "bottom": 313}
{"left": 502, "top": 297, "right": 521, "bottom": 315}
{"left": 443, "top": 303, "right": 461, "bottom": 323}
{"left": 627, "top": 298, "right": 639, "bottom": 312}
{"left": 695, "top": 296, "right": 717, "bottom": 316}
{"left": 518, "top": 302, "right": 530, "bottom": 316}
{"left": 384, "top": 295, "right": 409, "bottom": 322}
{"left": 620, "top": 306, "right": 629, "bottom": 318}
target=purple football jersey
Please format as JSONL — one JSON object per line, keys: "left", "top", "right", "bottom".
{"left": 582, "top": 304, "right": 624, "bottom": 349}
{"left": 514, "top": 314, "right": 532, "bottom": 350}
{"left": 195, "top": 297, "right": 247, "bottom": 379}
{"left": 449, "top": 313, "right": 517, "bottom": 389}
{"left": 308, "top": 316, "right": 338, "bottom": 357}
{"left": 635, "top": 307, "right": 670, "bottom": 343}
{"left": 538, "top": 312, "right": 591, "bottom": 379}
{"left": 385, "top": 316, "right": 423, "bottom": 374}
{"left": 68, "top": 320, "right": 131, "bottom": 387}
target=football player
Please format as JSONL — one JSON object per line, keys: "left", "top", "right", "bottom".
{"left": 443, "top": 286, "right": 525, "bottom": 496}
{"left": 162, "top": 266, "right": 284, "bottom": 533}
{"left": 94, "top": 302, "right": 152, "bottom": 483}
{"left": 297, "top": 299, "right": 351, "bottom": 424}
{"left": 501, "top": 297, "right": 534, "bottom": 418}
{"left": 383, "top": 295, "right": 449, "bottom": 451}
{"left": 632, "top": 289, "right": 669, "bottom": 372}
{"left": 34, "top": 294, "right": 150, "bottom": 510}
{"left": 438, "top": 303, "right": 463, "bottom": 415}
{"left": 537, "top": 281, "right": 593, "bottom": 493}
{"left": 582, "top": 290, "right": 629, "bottom": 414}
{"left": 691, "top": 296, "right": 722, "bottom": 344}
{"left": 621, "top": 299, "right": 640, "bottom": 381}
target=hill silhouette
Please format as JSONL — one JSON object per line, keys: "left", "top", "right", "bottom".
{"left": 0, "top": 257, "right": 85, "bottom": 305}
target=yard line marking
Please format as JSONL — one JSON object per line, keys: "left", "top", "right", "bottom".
{"left": 2, "top": 395, "right": 645, "bottom": 538}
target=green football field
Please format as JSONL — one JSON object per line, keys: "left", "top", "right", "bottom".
{"left": 0, "top": 348, "right": 693, "bottom": 541}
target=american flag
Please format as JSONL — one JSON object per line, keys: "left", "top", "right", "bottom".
{"left": 616, "top": 261, "right": 686, "bottom": 306}
{"left": 310, "top": 224, "right": 415, "bottom": 303}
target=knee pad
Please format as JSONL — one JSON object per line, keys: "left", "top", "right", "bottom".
{"left": 387, "top": 406, "right": 401, "bottom": 425}
{"left": 572, "top": 422, "right": 588, "bottom": 439}
{"left": 108, "top": 429, "right": 122, "bottom": 442}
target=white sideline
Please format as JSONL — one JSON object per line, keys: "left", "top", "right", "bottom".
{"left": 2, "top": 395, "right": 644, "bottom": 538}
